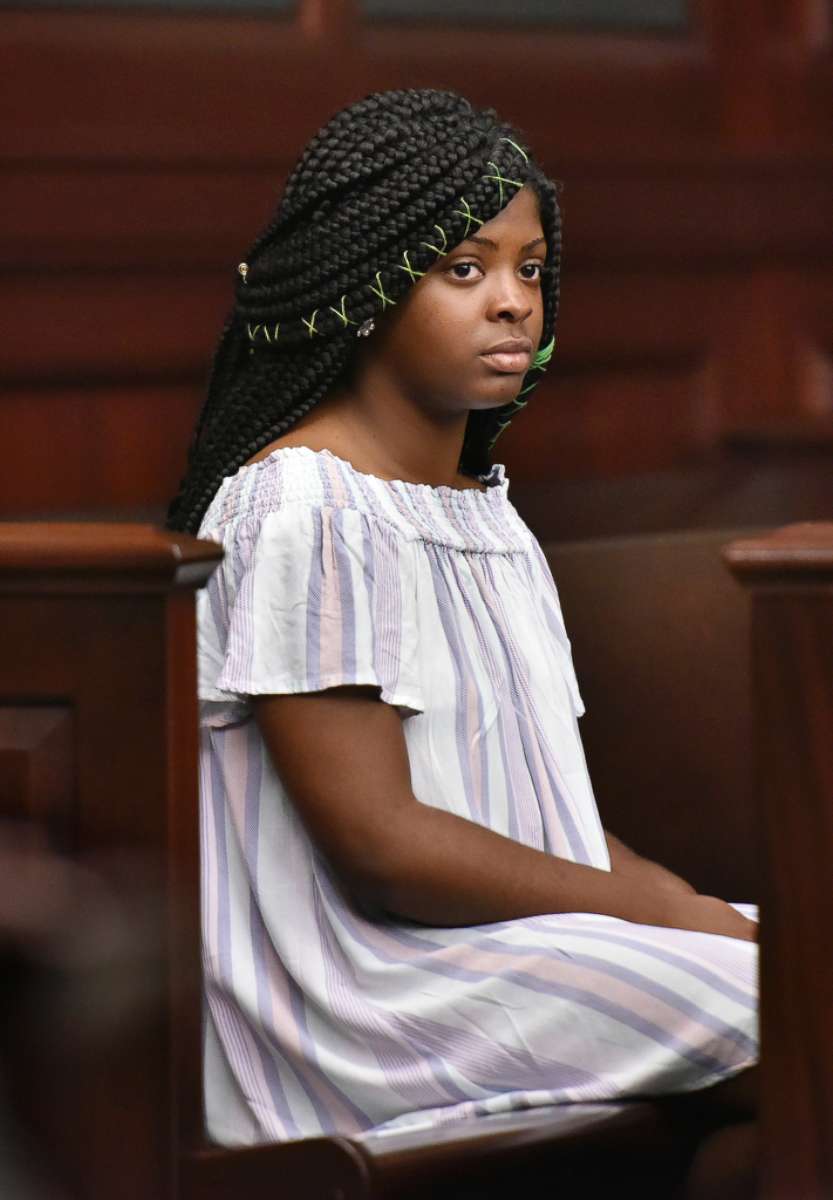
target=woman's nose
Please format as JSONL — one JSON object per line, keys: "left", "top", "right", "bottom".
{"left": 488, "top": 273, "right": 534, "bottom": 322}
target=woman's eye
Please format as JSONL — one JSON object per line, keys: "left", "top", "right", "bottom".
{"left": 449, "top": 261, "right": 481, "bottom": 280}
{"left": 447, "top": 261, "right": 543, "bottom": 281}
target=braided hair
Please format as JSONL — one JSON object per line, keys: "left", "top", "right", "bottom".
{"left": 166, "top": 87, "right": 563, "bottom": 535}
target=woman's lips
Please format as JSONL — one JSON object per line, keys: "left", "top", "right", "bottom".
{"left": 480, "top": 350, "right": 532, "bottom": 373}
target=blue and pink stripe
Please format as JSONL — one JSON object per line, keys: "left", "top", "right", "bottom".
{"left": 195, "top": 444, "right": 758, "bottom": 1145}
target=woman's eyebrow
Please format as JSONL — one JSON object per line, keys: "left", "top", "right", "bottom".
{"left": 463, "top": 235, "right": 546, "bottom": 252}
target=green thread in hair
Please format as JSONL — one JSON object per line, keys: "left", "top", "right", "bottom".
{"left": 301, "top": 309, "right": 320, "bottom": 336}
{"left": 396, "top": 250, "right": 425, "bottom": 282}
{"left": 498, "top": 136, "right": 529, "bottom": 163}
{"left": 368, "top": 271, "right": 396, "bottom": 309}
{"left": 487, "top": 421, "right": 511, "bottom": 450}
{"left": 328, "top": 295, "right": 356, "bottom": 328}
{"left": 483, "top": 162, "right": 523, "bottom": 206}
{"left": 532, "top": 335, "right": 555, "bottom": 369}
{"left": 453, "top": 196, "right": 484, "bottom": 238}
{"left": 420, "top": 224, "right": 448, "bottom": 257}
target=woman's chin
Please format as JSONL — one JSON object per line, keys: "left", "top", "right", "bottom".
{"left": 468, "top": 387, "right": 526, "bottom": 411}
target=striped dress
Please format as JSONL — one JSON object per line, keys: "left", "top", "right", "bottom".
{"left": 196, "top": 443, "right": 758, "bottom": 1146}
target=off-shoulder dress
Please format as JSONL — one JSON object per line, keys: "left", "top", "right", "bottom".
{"left": 196, "top": 444, "right": 758, "bottom": 1146}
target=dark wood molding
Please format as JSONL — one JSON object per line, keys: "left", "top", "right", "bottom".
{"left": 0, "top": 523, "right": 223, "bottom": 591}
{"left": 723, "top": 521, "right": 833, "bottom": 1200}
{"left": 723, "top": 520, "right": 833, "bottom": 583}
{"left": 0, "top": 522, "right": 222, "bottom": 1199}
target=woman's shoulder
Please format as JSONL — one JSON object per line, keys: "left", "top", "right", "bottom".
{"left": 199, "top": 434, "right": 380, "bottom": 534}
{"left": 241, "top": 430, "right": 331, "bottom": 470}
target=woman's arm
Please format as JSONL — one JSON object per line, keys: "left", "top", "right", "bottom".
{"left": 254, "top": 688, "right": 753, "bottom": 940}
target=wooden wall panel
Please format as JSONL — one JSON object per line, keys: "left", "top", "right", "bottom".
{"left": 2, "top": 0, "right": 832, "bottom": 520}
{"left": 3, "top": 273, "right": 226, "bottom": 379}
{"left": 0, "top": 707, "right": 74, "bottom": 833}
{"left": 505, "top": 365, "right": 714, "bottom": 479}
{"left": 3, "top": 384, "right": 202, "bottom": 514}
{"left": 2, "top": 167, "right": 284, "bottom": 270}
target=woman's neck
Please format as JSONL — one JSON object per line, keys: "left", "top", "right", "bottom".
{"left": 248, "top": 391, "right": 485, "bottom": 491}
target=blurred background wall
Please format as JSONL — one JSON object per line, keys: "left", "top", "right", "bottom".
{"left": 2, "top": 0, "right": 832, "bottom": 526}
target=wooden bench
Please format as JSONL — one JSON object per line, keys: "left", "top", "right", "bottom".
{"left": 1, "top": 520, "right": 831, "bottom": 1198}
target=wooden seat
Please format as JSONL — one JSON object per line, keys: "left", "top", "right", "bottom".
{"left": 183, "top": 1100, "right": 701, "bottom": 1200}
{"left": 1, "top": 520, "right": 831, "bottom": 1198}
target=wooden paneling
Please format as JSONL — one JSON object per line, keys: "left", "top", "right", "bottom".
{"left": 0, "top": 707, "right": 74, "bottom": 836}
{"left": 2, "top": 0, "right": 832, "bottom": 518}
{"left": 2, "top": 168, "right": 283, "bottom": 270}
{"left": 548, "top": 528, "right": 757, "bottom": 904}
{"left": 724, "top": 522, "right": 833, "bottom": 1200}
{"left": 3, "top": 273, "right": 226, "bottom": 378}
{"left": 2, "top": 384, "right": 202, "bottom": 513}
{"left": 0, "top": 524, "right": 222, "bottom": 1198}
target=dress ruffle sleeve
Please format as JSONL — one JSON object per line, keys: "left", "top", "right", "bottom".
{"left": 197, "top": 504, "right": 425, "bottom": 727}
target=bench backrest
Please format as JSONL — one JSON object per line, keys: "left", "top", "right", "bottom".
{"left": 545, "top": 527, "right": 760, "bottom": 902}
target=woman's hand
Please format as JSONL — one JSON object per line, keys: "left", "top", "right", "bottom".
{"left": 604, "top": 833, "right": 755, "bottom": 940}
{"left": 666, "top": 893, "right": 758, "bottom": 942}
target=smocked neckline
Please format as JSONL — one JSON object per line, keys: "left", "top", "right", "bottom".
{"left": 244, "top": 444, "right": 508, "bottom": 501}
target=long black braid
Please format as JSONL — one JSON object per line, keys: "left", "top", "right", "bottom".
{"left": 165, "top": 88, "right": 562, "bottom": 535}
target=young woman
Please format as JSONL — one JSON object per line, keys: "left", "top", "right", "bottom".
{"left": 166, "top": 88, "right": 758, "bottom": 1183}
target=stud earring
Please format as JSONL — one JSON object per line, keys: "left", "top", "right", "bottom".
{"left": 357, "top": 318, "right": 375, "bottom": 337}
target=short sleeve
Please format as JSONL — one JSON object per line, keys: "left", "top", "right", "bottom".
{"left": 197, "top": 504, "right": 425, "bottom": 728}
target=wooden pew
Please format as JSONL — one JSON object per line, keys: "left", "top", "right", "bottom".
{"left": 511, "top": 417, "right": 833, "bottom": 545}
{"left": 1, "top": 521, "right": 830, "bottom": 1198}
{"left": 548, "top": 527, "right": 758, "bottom": 903}
{"left": 723, "top": 523, "right": 833, "bottom": 1200}
{"left": 510, "top": 457, "right": 833, "bottom": 545}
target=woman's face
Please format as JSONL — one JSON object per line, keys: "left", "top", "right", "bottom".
{"left": 356, "top": 183, "right": 547, "bottom": 418}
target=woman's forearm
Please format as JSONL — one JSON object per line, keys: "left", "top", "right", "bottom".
{"left": 604, "top": 829, "right": 642, "bottom": 872}
{"left": 367, "top": 801, "right": 684, "bottom": 929}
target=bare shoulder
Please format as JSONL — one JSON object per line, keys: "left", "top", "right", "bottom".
{"left": 242, "top": 418, "right": 346, "bottom": 467}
